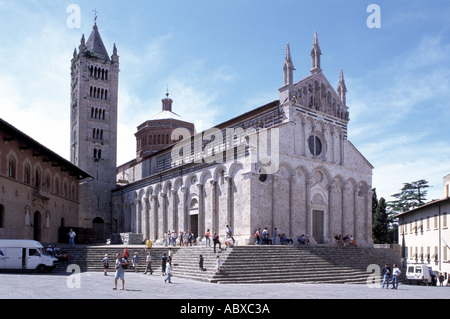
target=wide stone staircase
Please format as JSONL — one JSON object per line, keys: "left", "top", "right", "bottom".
{"left": 52, "top": 244, "right": 403, "bottom": 284}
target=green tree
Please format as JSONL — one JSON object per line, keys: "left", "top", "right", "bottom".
{"left": 388, "top": 179, "right": 431, "bottom": 215}
{"left": 373, "top": 197, "right": 389, "bottom": 244}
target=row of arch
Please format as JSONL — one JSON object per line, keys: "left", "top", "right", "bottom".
{"left": 5, "top": 151, "right": 78, "bottom": 201}
{"left": 112, "top": 159, "right": 372, "bottom": 245}
{"left": 89, "top": 65, "right": 108, "bottom": 81}
{"left": 92, "top": 128, "right": 103, "bottom": 141}
{"left": 89, "top": 86, "right": 108, "bottom": 100}
{"left": 137, "top": 133, "right": 171, "bottom": 150}
{"left": 90, "top": 107, "right": 106, "bottom": 120}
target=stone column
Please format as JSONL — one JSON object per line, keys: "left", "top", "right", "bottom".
{"left": 354, "top": 189, "right": 358, "bottom": 240}
{"left": 366, "top": 189, "right": 373, "bottom": 244}
{"left": 197, "top": 183, "right": 205, "bottom": 240}
{"left": 171, "top": 189, "right": 178, "bottom": 234}
{"left": 289, "top": 176, "right": 295, "bottom": 239}
{"left": 341, "top": 182, "right": 348, "bottom": 236}
{"left": 151, "top": 194, "right": 158, "bottom": 241}
{"left": 302, "top": 118, "right": 307, "bottom": 156}
{"left": 181, "top": 186, "right": 189, "bottom": 232}
{"left": 327, "top": 181, "right": 336, "bottom": 243}
{"left": 224, "top": 175, "right": 232, "bottom": 226}
{"left": 143, "top": 196, "right": 149, "bottom": 240}
{"left": 339, "top": 133, "right": 344, "bottom": 165}
{"left": 272, "top": 175, "right": 278, "bottom": 231}
{"left": 135, "top": 199, "right": 141, "bottom": 234}
{"left": 160, "top": 192, "right": 167, "bottom": 239}
{"left": 330, "top": 129, "right": 335, "bottom": 164}
{"left": 210, "top": 180, "right": 218, "bottom": 234}
{"left": 306, "top": 175, "right": 313, "bottom": 237}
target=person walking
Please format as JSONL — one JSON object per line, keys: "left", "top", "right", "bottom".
{"left": 102, "top": 254, "right": 109, "bottom": 276}
{"left": 113, "top": 253, "right": 127, "bottom": 290}
{"left": 254, "top": 228, "right": 261, "bottom": 245}
{"left": 161, "top": 253, "right": 168, "bottom": 275}
{"left": 213, "top": 232, "right": 222, "bottom": 253}
{"left": 381, "top": 263, "right": 391, "bottom": 289}
{"left": 145, "top": 237, "right": 152, "bottom": 252}
{"left": 68, "top": 229, "right": 76, "bottom": 247}
{"left": 205, "top": 229, "right": 211, "bottom": 247}
{"left": 132, "top": 252, "right": 139, "bottom": 272}
{"left": 143, "top": 252, "right": 153, "bottom": 274}
{"left": 123, "top": 247, "right": 129, "bottom": 262}
{"left": 199, "top": 255, "right": 204, "bottom": 271}
{"left": 164, "top": 259, "right": 172, "bottom": 283}
{"left": 391, "top": 264, "right": 401, "bottom": 289}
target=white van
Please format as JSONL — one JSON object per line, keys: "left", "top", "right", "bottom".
{"left": 0, "top": 240, "right": 58, "bottom": 272}
{"left": 406, "top": 264, "right": 433, "bottom": 285}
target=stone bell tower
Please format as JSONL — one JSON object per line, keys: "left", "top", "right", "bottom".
{"left": 70, "top": 23, "right": 119, "bottom": 242}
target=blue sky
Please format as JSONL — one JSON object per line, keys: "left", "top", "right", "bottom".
{"left": 1, "top": 0, "right": 450, "bottom": 202}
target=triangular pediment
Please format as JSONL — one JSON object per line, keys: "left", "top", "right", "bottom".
{"left": 289, "top": 71, "right": 349, "bottom": 121}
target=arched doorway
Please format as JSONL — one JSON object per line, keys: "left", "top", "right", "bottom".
{"left": 33, "top": 211, "right": 41, "bottom": 241}
{"left": 93, "top": 217, "right": 105, "bottom": 243}
{"left": 189, "top": 198, "right": 199, "bottom": 238}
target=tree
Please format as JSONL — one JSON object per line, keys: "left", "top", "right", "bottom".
{"left": 388, "top": 179, "right": 431, "bottom": 215}
{"left": 373, "top": 197, "right": 389, "bottom": 244}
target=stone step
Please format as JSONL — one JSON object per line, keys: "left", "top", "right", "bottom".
{"left": 50, "top": 244, "right": 403, "bottom": 284}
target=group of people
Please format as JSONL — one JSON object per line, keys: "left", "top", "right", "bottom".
{"left": 105, "top": 248, "right": 175, "bottom": 290}
{"left": 334, "top": 234, "right": 358, "bottom": 247}
{"left": 297, "top": 234, "right": 310, "bottom": 245}
{"left": 254, "top": 228, "right": 295, "bottom": 245}
{"left": 46, "top": 245, "right": 69, "bottom": 263}
{"left": 381, "top": 263, "right": 402, "bottom": 289}
{"left": 162, "top": 230, "right": 197, "bottom": 247}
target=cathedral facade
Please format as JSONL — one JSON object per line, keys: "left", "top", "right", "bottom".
{"left": 108, "top": 31, "right": 374, "bottom": 246}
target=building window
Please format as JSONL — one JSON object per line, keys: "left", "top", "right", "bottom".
{"left": 54, "top": 177, "right": 60, "bottom": 195}
{"left": 443, "top": 213, "right": 448, "bottom": 228}
{"left": 63, "top": 182, "right": 68, "bottom": 198}
{"left": 35, "top": 168, "right": 41, "bottom": 188}
{"left": 24, "top": 164, "right": 31, "bottom": 184}
{"left": 94, "top": 148, "right": 102, "bottom": 160}
{"left": 308, "top": 136, "right": 322, "bottom": 156}
{"left": 44, "top": 173, "right": 51, "bottom": 191}
{"left": 8, "top": 157, "right": 16, "bottom": 179}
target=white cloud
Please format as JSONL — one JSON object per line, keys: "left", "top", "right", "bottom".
{"left": 347, "top": 34, "right": 450, "bottom": 202}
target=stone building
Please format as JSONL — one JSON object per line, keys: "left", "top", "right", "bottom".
{"left": 397, "top": 174, "right": 450, "bottom": 282}
{"left": 0, "top": 119, "right": 91, "bottom": 242}
{"left": 70, "top": 23, "right": 120, "bottom": 242}
{"left": 111, "top": 32, "right": 374, "bottom": 247}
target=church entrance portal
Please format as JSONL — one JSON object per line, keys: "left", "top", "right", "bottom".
{"left": 313, "top": 210, "right": 324, "bottom": 244}
{"left": 93, "top": 217, "right": 105, "bottom": 243}
{"left": 189, "top": 198, "right": 199, "bottom": 239}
